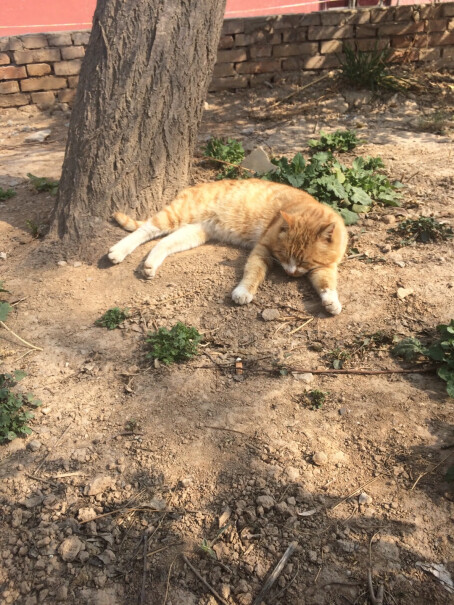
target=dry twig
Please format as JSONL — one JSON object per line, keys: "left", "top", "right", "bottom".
{"left": 410, "top": 452, "right": 453, "bottom": 490}
{"left": 0, "top": 320, "right": 43, "bottom": 351}
{"left": 252, "top": 542, "right": 297, "bottom": 605}
{"left": 182, "top": 555, "right": 229, "bottom": 605}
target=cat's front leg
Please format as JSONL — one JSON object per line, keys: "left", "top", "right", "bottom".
{"left": 308, "top": 265, "right": 342, "bottom": 315}
{"left": 232, "top": 244, "right": 271, "bottom": 305}
{"left": 108, "top": 222, "right": 160, "bottom": 264}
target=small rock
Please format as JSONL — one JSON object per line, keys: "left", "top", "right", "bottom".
{"left": 180, "top": 476, "right": 193, "bottom": 488}
{"left": 27, "top": 440, "right": 42, "bottom": 452}
{"left": 97, "top": 549, "right": 116, "bottom": 565}
{"left": 11, "top": 509, "right": 23, "bottom": 528}
{"left": 256, "top": 495, "right": 274, "bottom": 510}
{"left": 148, "top": 498, "right": 167, "bottom": 511}
{"left": 241, "top": 147, "right": 276, "bottom": 175}
{"left": 57, "top": 260, "right": 67, "bottom": 267}
{"left": 0, "top": 252, "right": 7, "bottom": 260}
{"left": 308, "top": 550, "right": 318, "bottom": 563}
{"left": 73, "top": 261, "right": 82, "bottom": 268}
{"left": 59, "top": 536, "right": 83, "bottom": 562}
{"left": 383, "top": 215, "right": 396, "bottom": 225}
{"left": 220, "top": 584, "right": 231, "bottom": 599}
{"left": 84, "top": 475, "right": 113, "bottom": 496}
{"left": 313, "top": 451, "right": 328, "bottom": 466}
{"left": 25, "top": 129, "right": 51, "bottom": 143}
{"left": 381, "top": 244, "right": 392, "bottom": 253}
{"left": 55, "top": 585, "right": 68, "bottom": 601}
{"left": 218, "top": 506, "right": 231, "bottom": 528}
{"left": 261, "top": 308, "right": 280, "bottom": 321}
{"left": 338, "top": 539, "right": 356, "bottom": 553}
{"left": 285, "top": 466, "right": 300, "bottom": 482}
{"left": 395, "top": 261, "right": 406, "bottom": 268}
{"left": 292, "top": 372, "right": 313, "bottom": 383}
{"left": 240, "top": 127, "right": 254, "bottom": 135}
{"left": 358, "top": 492, "right": 373, "bottom": 505}
{"left": 25, "top": 495, "right": 44, "bottom": 508}
{"left": 78, "top": 507, "right": 97, "bottom": 523}
{"left": 339, "top": 407, "right": 349, "bottom": 416}
{"left": 397, "top": 287, "right": 414, "bottom": 300}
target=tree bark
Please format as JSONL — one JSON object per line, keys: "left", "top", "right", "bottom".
{"left": 49, "top": 0, "right": 226, "bottom": 257}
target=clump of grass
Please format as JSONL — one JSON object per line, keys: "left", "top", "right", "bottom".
{"left": 26, "top": 219, "right": 46, "bottom": 239}
{"left": 27, "top": 173, "right": 59, "bottom": 195}
{"left": 340, "top": 44, "right": 404, "bottom": 91}
{"left": 203, "top": 137, "right": 245, "bottom": 179}
{"left": 308, "top": 389, "right": 328, "bottom": 409}
{"left": 0, "top": 187, "right": 16, "bottom": 201}
{"left": 308, "top": 130, "right": 364, "bottom": 153}
{"left": 389, "top": 216, "right": 453, "bottom": 246}
{"left": 417, "top": 110, "right": 454, "bottom": 135}
{"left": 0, "top": 371, "right": 42, "bottom": 443}
{"left": 145, "top": 322, "right": 202, "bottom": 365}
{"left": 95, "top": 307, "right": 129, "bottom": 330}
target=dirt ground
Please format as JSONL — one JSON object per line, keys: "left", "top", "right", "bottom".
{"left": 1, "top": 67, "right": 454, "bottom": 605}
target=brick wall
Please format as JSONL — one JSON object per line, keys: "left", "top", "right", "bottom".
{"left": 1, "top": 4, "right": 454, "bottom": 109}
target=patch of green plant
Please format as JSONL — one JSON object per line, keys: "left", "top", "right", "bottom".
{"left": 203, "top": 137, "right": 245, "bottom": 179}
{"left": 0, "top": 281, "right": 11, "bottom": 323}
{"left": 392, "top": 319, "right": 454, "bottom": 397}
{"left": 262, "top": 151, "right": 403, "bottom": 225}
{"left": 326, "top": 332, "right": 392, "bottom": 369}
{"left": 308, "top": 130, "right": 364, "bottom": 153}
{"left": 389, "top": 216, "right": 453, "bottom": 247}
{"left": 327, "top": 347, "right": 351, "bottom": 370}
{"left": 0, "top": 187, "right": 16, "bottom": 201}
{"left": 26, "top": 219, "right": 46, "bottom": 239}
{"left": 145, "top": 322, "right": 202, "bottom": 365}
{"left": 308, "top": 389, "right": 328, "bottom": 409}
{"left": 0, "top": 371, "right": 42, "bottom": 443}
{"left": 27, "top": 173, "right": 59, "bottom": 195}
{"left": 340, "top": 44, "right": 404, "bottom": 91}
{"left": 95, "top": 307, "right": 129, "bottom": 330}
{"left": 125, "top": 418, "right": 140, "bottom": 433}
{"left": 417, "top": 110, "right": 454, "bottom": 135}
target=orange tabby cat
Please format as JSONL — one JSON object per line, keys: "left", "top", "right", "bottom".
{"left": 108, "top": 179, "right": 348, "bottom": 315}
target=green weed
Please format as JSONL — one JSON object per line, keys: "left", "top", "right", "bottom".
{"left": 145, "top": 322, "right": 201, "bottom": 365}
{"left": 0, "top": 187, "right": 16, "bottom": 201}
{"left": 308, "top": 130, "right": 364, "bottom": 153}
{"left": 27, "top": 173, "right": 59, "bottom": 195}
{"left": 26, "top": 219, "right": 46, "bottom": 239}
{"left": 95, "top": 307, "right": 129, "bottom": 330}
{"left": 417, "top": 110, "right": 454, "bottom": 135}
{"left": 308, "top": 389, "right": 328, "bottom": 409}
{"left": 0, "top": 281, "right": 11, "bottom": 323}
{"left": 392, "top": 319, "right": 454, "bottom": 397}
{"left": 204, "top": 137, "right": 245, "bottom": 179}
{"left": 340, "top": 44, "right": 403, "bottom": 91}
{"left": 389, "top": 217, "right": 453, "bottom": 247}
{"left": 0, "top": 371, "right": 42, "bottom": 443}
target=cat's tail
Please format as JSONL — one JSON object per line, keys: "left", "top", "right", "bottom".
{"left": 112, "top": 212, "right": 145, "bottom": 232}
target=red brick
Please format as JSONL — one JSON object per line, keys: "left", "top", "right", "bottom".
{"left": 0, "top": 53, "right": 10, "bottom": 65}
{"left": 21, "top": 34, "right": 48, "bottom": 49}
{"left": 20, "top": 76, "right": 67, "bottom": 92}
{"left": 379, "top": 22, "right": 425, "bottom": 36}
{"left": 14, "top": 48, "right": 61, "bottom": 64}
{"left": 72, "top": 32, "right": 90, "bottom": 45}
{"left": 273, "top": 42, "right": 318, "bottom": 57}
{"left": 444, "top": 4, "right": 454, "bottom": 17}
{"left": 68, "top": 76, "right": 80, "bottom": 88}
{"left": 394, "top": 6, "right": 414, "bottom": 21}
{"left": 0, "top": 65, "right": 27, "bottom": 80}
{"left": 428, "top": 31, "right": 454, "bottom": 46}
{"left": 236, "top": 59, "right": 281, "bottom": 74}
{"left": 61, "top": 46, "right": 85, "bottom": 60}
{"left": 31, "top": 91, "right": 56, "bottom": 108}
{"left": 213, "top": 63, "right": 236, "bottom": 77}
{"left": 54, "top": 60, "right": 82, "bottom": 76}
{"left": 208, "top": 75, "right": 248, "bottom": 91}
{"left": 27, "top": 63, "right": 52, "bottom": 76}
{"left": 418, "top": 48, "right": 441, "bottom": 62}
{"left": 218, "top": 35, "right": 234, "bottom": 50}
{"left": 0, "top": 80, "right": 19, "bottom": 94}
{"left": 58, "top": 89, "right": 76, "bottom": 104}
{"left": 449, "top": 18, "right": 454, "bottom": 31}
{"left": 390, "top": 34, "right": 427, "bottom": 49}
{"left": 442, "top": 46, "right": 454, "bottom": 59}
{"left": 222, "top": 19, "right": 244, "bottom": 35}
{"left": 0, "top": 92, "right": 29, "bottom": 107}
{"left": 47, "top": 33, "right": 73, "bottom": 46}
{"left": 425, "top": 19, "right": 448, "bottom": 33}
{"left": 217, "top": 49, "right": 247, "bottom": 63}
{"left": 307, "top": 26, "right": 354, "bottom": 40}
{"left": 356, "top": 25, "right": 379, "bottom": 38}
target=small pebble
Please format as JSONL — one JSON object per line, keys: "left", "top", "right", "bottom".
{"left": 261, "top": 308, "right": 280, "bottom": 321}
{"left": 358, "top": 492, "right": 373, "bottom": 505}
{"left": 27, "top": 440, "right": 42, "bottom": 452}
{"left": 57, "top": 261, "right": 67, "bottom": 267}
{"left": 313, "top": 451, "right": 328, "bottom": 466}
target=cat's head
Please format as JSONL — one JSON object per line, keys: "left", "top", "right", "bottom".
{"left": 270, "top": 211, "right": 346, "bottom": 276}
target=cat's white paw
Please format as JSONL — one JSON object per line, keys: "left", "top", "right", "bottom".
{"left": 232, "top": 285, "right": 253, "bottom": 305}
{"left": 108, "top": 244, "right": 128, "bottom": 264}
{"left": 142, "top": 265, "right": 157, "bottom": 279}
{"left": 320, "top": 289, "right": 342, "bottom": 315}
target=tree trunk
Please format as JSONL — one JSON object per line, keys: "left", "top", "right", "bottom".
{"left": 49, "top": 0, "right": 226, "bottom": 257}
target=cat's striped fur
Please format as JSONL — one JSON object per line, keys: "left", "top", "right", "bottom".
{"left": 108, "top": 179, "right": 348, "bottom": 314}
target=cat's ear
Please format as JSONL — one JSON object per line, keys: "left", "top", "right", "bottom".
{"left": 280, "top": 211, "right": 293, "bottom": 227}
{"left": 318, "top": 222, "right": 336, "bottom": 242}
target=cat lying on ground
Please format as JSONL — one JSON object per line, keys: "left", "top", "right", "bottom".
{"left": 108, "top": 179, "right": 348, "bottom": 315}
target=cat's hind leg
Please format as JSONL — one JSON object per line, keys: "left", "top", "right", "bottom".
{"left": 108, "top": 221, "right": 162, "bottom": 264}
{"left": 232, "top": 244, "right": 272, "bottom": 304}
{"left": 308, "top": 265, "right": 342, "bottom": 315}
{"left": 143, "top": 223, "right": 210, "bottom": 278}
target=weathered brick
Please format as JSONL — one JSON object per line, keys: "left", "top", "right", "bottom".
{"left": 58, "top": 89, "right": 76, "bottom": 104}
{"left": 444, "top": 3, "right": 454, "bottom": 17}
{"left": 61, "top": 45, "right": 85, "bottom": 60}
{"left": 14, "top": 48, "right": 61, "bottom": 64}
{"left": 344, "top": 10, "right": 371, "bottom": 25}
{"left": 282, "top": 54, "right": 339, "bottom": 71}
{"left": 208, "top": 75, "right": 248, "bottom": 91}
{"left": 390, "top": 34, "right": 427, "bottom": 49}
{"left": 370, "top": 8, "right": 395, "bottom": 24}
{"left": 320, "top": 12, "right": 346, "bottom": 26}
{"left": 68, "top": 76, "right": 80, "bottom": 88}
{"left": 379, "top": 22, "right": 425, "bottom": 36}
{"left": 449, "top": 18, "right": 454, "bottom": 31}
{"left": 355, "top": 37, "right": 390, "bottom": 52}
{"left": 442, "top": 46, "right": 454, "bottom": 59}
{"left": 218, "top": 35, "right": 234, "bottom": 50}
{"left": 20, "top": 76, "right": 67, "bottom": 92}
{"left": 418, "top": 4, "right": 443, "bottom": 19}
{"left": 31, "top": 91, "right": 56, "bottom": 108}
{"left": 425, "top": 19, "right": 448, "bottom": 33}
{"left": 0, "top": 65, "right": 27, "bottom": 80}
{"left": 54, "top": 60, "right": 82, "bottom": 76}
{"left": 27, "top": 63, "right": 52, "bottom": 76}
{"left": 213, "top": 63, "right": 236, "bottom": 78}
{"left": 249, "top": 73, "right": 275, "bottom": 87}
{"left": 0, "top": 52, "right": 10, "bottom": 65}
{"left": 47, "top": 33, "right": 73, "bottom": 46}
{"left": 222, "top": 19, "right": 245, "bottom": 35}
{"left": 235, "top": 31, "right": 281, "bottom": 46}
{"left": 428, "top": 31, "right": 454, "bottom": 46}
{"left": 389, "top": 48, "right": 419, "bottom": 63}
{"left": 282, "top": 28, "right": 306, "bottom": 43}
{"left": 217, "top": 49, "right": 247, "bottom": 63}
{"left": 272, "top": 42, "right": 318, "bottom": 57}
{"left": 72, "top": 32, "right": 90, "bottom": 45}
{"left": 297, "top": 13, "right": 321, "bottom": 26}
{"left": 244, "top": 16, "right": 276, "bottom": 34}
{"left": 320, "top": 40, "right": 343, "bottom": 54}
{"left": 418, "top": 48, "right": 441, "bottom": 62}
{"left": 0, "top": 80, "right": 19, "bottom": 94}
{"left": 236, "top": 59, "right": 281, "bottom": 74}
{"left": 21, "top": 34, "right": 48, "bottom": 49}
{"left": 0, "top": 92, "right": 29, "bottom": 107}
{"left": 0, "top": 37, "right": 23, "bottom": 52}
{"left": 394, "top": 6, "right": 414, "bottom": 21}
{"left": 308, "top": 26, "right": 354, "bottom": 40}
{"left": 356, "top": 25, "right": 379, "bottom": 38}
{"left": 250, "top": 45, "right": 272, "bottom": 59}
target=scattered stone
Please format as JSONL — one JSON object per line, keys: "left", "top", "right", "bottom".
{"left": 84, "top": 475, "right": 113, "bottom": 496}
{"left": 73, "top": 261, "right": 82, "bottom": 268}
{"left": 218, "top": 506, "right": 231, "bottom": 528}
{"left": 57, "top": 260, "right": 67, "bottom": 267}
{"left": 313, "top": 451, "right": 328, "bottom": 466}
{"left": 308, "top": 550, "right": 318, "bottom": 563}
{"left": 240, "top": 147, "right": 276, "bottom": 175}
{"left": 55, "top": 585, "right": 68, "bottom": 601}
{"left": 381, "top": 244, "right": 392, "bottom": 253}
{"left": 59, "top": 536, "right": 83, "bottom": 562}
{"left": 0, "top": 252, "right": 6, "bottom": 260}
{"left": 149, "top": 497, "right": 167, "bottom": 511}
{"left": 339, "top": 407, "right": 349, "bottom": 416}
{"left": 338, "top": 539, "right": 356, "bottom": 553}
{"left": 395, "top": 261, "right": 406, "bottom": 268}
{"left": 256, "top": 495, "right": 274, "bottom": 510}
{"left": 292, "top": 372, "right": 314, "bottom": 383}
{"left": 24, "top": 495, "right": 44, "bottom": 508}
{"left": 285, "top": 466, "right": 300, "bottom": 481}
{"left": 344, "top": 90, "right": 373, "bottom": 107}
{"left": 397, "top": 287, "right": 414, "bottom": 300}
{"left": 97, "top": 549, "right": 116, "bottom": 565}
{"left": 78, "top": 507, "right": 97, "bottom": 523}
{"left": 359, "top": 492, "right": 373, "bottom": 505}
{"left": 180, "top": 476, "right": 193, "bottom": 488}
{"left": 383, "top": 214, "right": 396, "bottom": 225}
{"left": 24, "top": 129, "right": 51, "bottom": 143}
{"left": 260, "top": 307, "right": 280, "bottom": 322}
{"left": 27, "top": 439, "right": 42, "bottom": 452}
{"left": 11, "top": 508, "right": 23, "bottom": 528}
